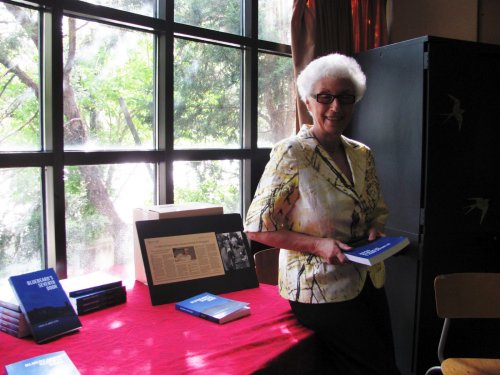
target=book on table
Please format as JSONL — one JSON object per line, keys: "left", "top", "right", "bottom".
{"left": 68, "top": 286, "right": 127, "bottom": 315}
{"left": 175, "top": 292, "right": 250, "bottom": 324}
{"left": 0, "top": 308, "right": 31, "bottom": 338}
{"left": 8, "top": 268, "right": 82, "bottom": 343}
{"left": 5, "top": 351, "right": 80, "bottom": 375}
{"left": 60, "top": 272, "right": 126, "bottom": 315}
{"left": 59, "top": 271, "right": 123, "bottom": 298}
{"left": 344, "top": 236, "right": 410, "bottom": 266}
{"left": 0, "top": 287, "right": 31, "bottom": 338}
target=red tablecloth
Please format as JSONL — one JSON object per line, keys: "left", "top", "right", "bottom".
{"left": 1, "top": 282, "right": 316, "bottom": 374}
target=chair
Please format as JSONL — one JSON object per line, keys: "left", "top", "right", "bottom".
{"left": 254, "top": 248, "right": 280, "bottom": 285}
{"left": 425, "top": 273, "right": 500, "bottom": 375}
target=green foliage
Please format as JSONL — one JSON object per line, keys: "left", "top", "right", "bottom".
{"left": 175, "top": 0, "right": 240, "bottom": 34}
{"left": 174, "top": 39, "right": 241, "bottom": 147}
{"left": 0, "top": 168, "right": 43, "bottom": 275}
{"left": 65, "top": 166, "right": 112, "bottom": 242}
{"left": 257, "top": 53, "right": 295, "bottom": 145}
{"left": 0, "top": 5, "right": 40, "bottom": 150}
{"left": 65, "top": 21, "right": 154, "bottom": 148}
{"left": 174, "top": 160, "right": 240, "bottom": 213}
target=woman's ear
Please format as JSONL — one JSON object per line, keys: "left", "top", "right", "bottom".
{"left": 304, "top": 97, "right": 311, "bottom": 112}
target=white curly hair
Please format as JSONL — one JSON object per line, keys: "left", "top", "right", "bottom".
{"left": 296, "top": 53, "right": 367, "bottom": 103}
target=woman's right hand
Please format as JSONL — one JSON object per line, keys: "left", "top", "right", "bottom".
{"left": 315, "top": 237, "right": 352, "bottom": 265}
{"left": 245, "top": 230, "right": 352, "bottom": 265}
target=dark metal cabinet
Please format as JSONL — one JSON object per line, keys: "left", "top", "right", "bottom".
{"left": 350, "top": 36, "right": 500, "bottom": 375}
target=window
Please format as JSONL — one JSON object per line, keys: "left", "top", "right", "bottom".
{"left": 62, "top": 17, "right": 155, "bottom": 151}
{"left": 0, "top": 0, "right": 294, "bottom": 284}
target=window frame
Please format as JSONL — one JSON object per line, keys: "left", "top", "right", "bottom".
{"left": 0, "top": 0, "right": 292, "bottom": 279}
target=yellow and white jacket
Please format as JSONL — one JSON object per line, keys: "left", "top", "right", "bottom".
{"left": 245, "top": 125, "right": 389, "bottom": 303}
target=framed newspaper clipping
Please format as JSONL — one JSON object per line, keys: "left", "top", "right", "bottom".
{"left": 135, "top": 213, "right": 259, "bottom": 305}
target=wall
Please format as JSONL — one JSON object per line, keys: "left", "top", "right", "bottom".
{"left": 479, "top": 0, "right": 500, "bottom": 44}
{"left": 389, "top": 0, "right": 500, "bottom": 45}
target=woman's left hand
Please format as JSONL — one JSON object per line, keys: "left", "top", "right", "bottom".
{"left": 367, "top": 225, "right": 385, "bottom": 241}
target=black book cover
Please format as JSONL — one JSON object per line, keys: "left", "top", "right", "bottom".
{"left": 71, "top": 285, "right": 126, "bottom": 307}
{"left": 60, "top": 272, "right": 122, "bottom": 298}
{"left": 76, "top": 294, "right": 127, "bottom": 315}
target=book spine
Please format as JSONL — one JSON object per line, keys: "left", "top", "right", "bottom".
{"left": 0, "top": 321, "right": 30, "bottom": 338}
{"left": 0, "top": 317, "right": 29, "bottom": 333}
{"left": 176, "top": 305, "right": 220, "bottom": 323}
{"left": 198, "top": 313, "right": 220, "bottom": 324}
{"left": 0, "top": 319, "right": 17, "bottom": 329}
{"left": 175, "top": 305, "right": 200, "bottom": 318}
{"left": 0, "top": 300, "right": 21, "bottom": 312}
{"left": 73, "top": 287, "right": 126, "bottom": 307}
{"left": 0, "top": 324, "right": 24, "bottom": 338}
{"left": 76, "top": 295, "right": 126, "bottom": 315}
{"left": 69, "top": 281, "right": 123, "bottom": 297}
{"left": 0, "top": 306, "right": 24, "bottom": 320}
{"left": 0, "top": 312, "right": 28, "bottom": 326}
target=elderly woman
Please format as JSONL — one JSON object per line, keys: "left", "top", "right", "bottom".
{"left": 244, "top": 53, "right": 400, "bottom": 375}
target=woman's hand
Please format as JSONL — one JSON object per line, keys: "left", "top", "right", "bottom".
{"left": 246, "top": 230, "right": 351, "bottom": 265}
{"left": 314, "top": 237, "right": 351, "bottom": 265}
{"left": 367, "top": 224, "right": 386, "bottom": 241}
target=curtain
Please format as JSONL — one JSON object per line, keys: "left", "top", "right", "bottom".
{"left": 291, "top": 0, "right": 388, "bottom": 129}
{"left": 352, "top": 0, "right": 389, "bottom": 52}
{"left": 291, "top": 0, "right": 317, "bottom": 128}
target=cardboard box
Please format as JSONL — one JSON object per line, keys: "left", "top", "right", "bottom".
{"left": 133, "top": 203, "right": 224, "bottom": 284}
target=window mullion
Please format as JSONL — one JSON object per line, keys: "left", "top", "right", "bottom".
{"left": 42, "top": 6, "right": 67, "bottom": 278}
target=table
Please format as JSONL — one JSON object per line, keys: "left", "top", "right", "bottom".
{"left": 1, "top": 282, "right": 320, "bottom": 374}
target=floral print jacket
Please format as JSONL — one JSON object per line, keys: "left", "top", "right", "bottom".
{"left": 245, "top": 125, "right": 389, "bottom": 303}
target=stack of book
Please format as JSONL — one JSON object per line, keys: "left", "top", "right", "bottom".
{"left": 60, "top": 272, "right": 126, "bottom": 315}
{"left": 8, "top": 268, "right": 82, "bottom": 343}
{"left": 0, "top": 287, "right": 30, "bottom": 338}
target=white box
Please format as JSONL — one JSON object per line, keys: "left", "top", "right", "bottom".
{"left": 133, "top": 203, "right": 224, "bottom": 284}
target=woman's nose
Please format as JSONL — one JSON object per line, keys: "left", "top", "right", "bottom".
{"left": 329, "top": 98, "right": 341, "bottom": 109}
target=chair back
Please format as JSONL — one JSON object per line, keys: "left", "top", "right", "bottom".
{"left": 434, "top": 273, "right": 500, "bottom": 319}
{"left": 254, "top": 248, "right": 280, "bottom": 285}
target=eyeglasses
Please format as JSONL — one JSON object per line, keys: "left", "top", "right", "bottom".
{"left": 314, "top": 93, "right": 356, "bottom": 105}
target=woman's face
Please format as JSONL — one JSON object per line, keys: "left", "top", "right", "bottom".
{"left": 305, "top": 76, "right": 356, "bottom": 140}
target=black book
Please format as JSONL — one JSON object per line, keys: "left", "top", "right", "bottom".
{"left": 70, "top": 285, "right": 126, "bottom": 307}
{"left": 60, "top": 272, "right": 122, "bottom": 298}
{"left": 75, "top": 293, "right": 127, "bottom": 315}
{"left": 8, "top": 268, "right": 82, "bottom": 343}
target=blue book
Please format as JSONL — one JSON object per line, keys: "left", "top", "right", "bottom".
{"left": 175, "top": 292, "right": 250, "bottom": 324}
{"left": 5, "top": 351, "right": 80, "bottom": 374}
{"left": 8, "top": 269, "right": 82, "bottom": 343}
{"left": 344, "top": 236, "right": 410, "bottom": 266}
